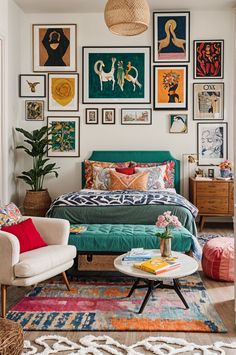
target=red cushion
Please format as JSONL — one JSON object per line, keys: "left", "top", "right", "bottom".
{"left": 115, "top": 167, "right": 135, "bottom": 175}
{"left": 1, "top": 218, "right": 47, "bottom": 253}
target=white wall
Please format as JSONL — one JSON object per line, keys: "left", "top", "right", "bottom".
{"left": 16, "top": 9, "right": 234, "bottom": 202}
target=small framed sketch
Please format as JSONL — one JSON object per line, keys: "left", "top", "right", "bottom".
{"left": 208, "top": 168, "right": 214, "bottom": 178}
{"left": 121, "top": 109, "right": 152, "bottom": 125}
{"left": 25, "top": 100, "right": 44, "bottom": 121}
{"left": 153, "top": 65, "right": 188, "bottom": 110}
{"left": 169, "top": 114, "right": 188, "bottom": 133}
{"left": 153, "top": 11, "right": 190, "bottom": 63}
{"left": 19, "top": 74, "right": 46, "bottom": 97}
{"left": 193, "top": 40, "right": 224, "bottom": 79}
{"left": 33, "top": 24, "right": 77, "bottom": 72}
{"left": 193, "top": 83, "right": 224, "bottom": 120}
{"left": 48, "top": 73, "right": 79, "bottom": 111}
{"left": 86, "top": 108, "right": 98, "bottom": 124}
{"left": 197, "top": 122, "right": 228, "bottom": 166}
{"left": 47, "top": 116, "right": 80, "bottom": 157}
{"left": 102, "top": 108, "right": 115, "bottom": 124}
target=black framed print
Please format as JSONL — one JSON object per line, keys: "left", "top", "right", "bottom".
{"left": 19, "top": 74, "right": 46, "bottom": 97}
{"left": 102, "top": 108, "right": 115, "bottom": 124}
{"left": 121, "top": 109, "right": 152, "bottom": 125}
{"left": 86, "top": 108, "right": 99, "bottom": 124}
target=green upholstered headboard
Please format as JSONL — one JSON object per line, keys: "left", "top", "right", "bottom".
{"left": 82, "top": 151, "right": 180, "bottom": 193}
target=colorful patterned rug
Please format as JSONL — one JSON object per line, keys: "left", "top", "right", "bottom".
{"left": 198, "top": 232, "right": 234, "bottom": 247}
{"left": 7, "top": 273, "right": 226, "bottom": 332}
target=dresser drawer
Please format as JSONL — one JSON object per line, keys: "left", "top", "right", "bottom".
{"left": 197, "top": 197, "right": 228, "bottom": 214}
{"left": 228, "top": 183, "right": 234, "bottom": 214}
{"left": 196, "top": 182, "right": 228, "bottom": 197}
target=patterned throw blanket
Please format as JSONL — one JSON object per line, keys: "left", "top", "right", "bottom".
{"left": 47, "top": 190, "right": 198, "bottom": 218}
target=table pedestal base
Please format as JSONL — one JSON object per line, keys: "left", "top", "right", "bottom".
{"left": 128, "top": 278, "right": 189, "bottom": 314}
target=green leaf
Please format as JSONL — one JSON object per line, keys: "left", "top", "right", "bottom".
{"left": 15, "top": 127, "right": 34, "bottom": 140}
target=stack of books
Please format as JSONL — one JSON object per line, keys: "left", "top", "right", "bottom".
{"left": 134, "top": 256, "right": 180, "bottom": 275}
{"left": 70, "top": 225, "right": 87, "bottom": 234}
{"left": 121, "top": 248, "right": 156, "bottom": 265}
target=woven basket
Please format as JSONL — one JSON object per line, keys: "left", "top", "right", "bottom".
{"left": 104, "top": 0, "right": 150, "bottom": 36}
{"left": 0, "top": 318, "right": 23, "bottom": 355}
{"left": 78, "top": 255, "right": 116, "bottom": 271}
{"left": 23, "top": 189, "right": 51, "bottom": 217}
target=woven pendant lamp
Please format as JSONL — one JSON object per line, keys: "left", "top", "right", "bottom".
{"left": 104, "top": 0, "right": 150, "bottom": 36}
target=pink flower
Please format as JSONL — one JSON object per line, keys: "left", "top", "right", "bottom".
{"left": 156, "top": 212, "right": 182, "bottom": 229}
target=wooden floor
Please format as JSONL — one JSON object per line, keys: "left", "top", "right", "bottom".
{"left": 2, "top": 222, "right": 236, "bottom": 349}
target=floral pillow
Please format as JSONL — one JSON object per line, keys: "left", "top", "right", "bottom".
{"left": 135, "top": 166, "right": 166, "bottom": 190}
{"left": 93, "top": 166, "right": 115, "bottom": 190}
{"left": 109, "top": 171, "right": 149, "bottom": 191}
{"left": 0, "top": 202, "right": 22, "bottom": 228}
{"left": 84, "top": 160, "right": 130, "bottom": 188}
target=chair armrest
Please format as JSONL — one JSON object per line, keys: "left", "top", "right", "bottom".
{"left": 0, "top": 231, "right": 20, "bottom": 284}
{"left": 22, "top": 216, "right": 70, "bottom": 245}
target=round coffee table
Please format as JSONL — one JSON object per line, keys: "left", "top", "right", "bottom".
{"left": 114, "top": 250, "right": 199, "bottom": 314}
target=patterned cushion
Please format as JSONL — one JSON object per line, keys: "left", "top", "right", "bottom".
{"left": 135, "top": 166, "right": 166, "bottom": 190}
{"left": 0, "top": 202, "right": 22, "bottom": 228}
{"left": 202, "top": 237, "right": 234, "bottom": 282}
{"left": 84, "top": 160, "right": 130, "bottom": 188}
{"left": 109, "top": 171, "right": 149, "bottom": 191}
{"left": 93, "top": 167, "right": 115, "bottom": 190}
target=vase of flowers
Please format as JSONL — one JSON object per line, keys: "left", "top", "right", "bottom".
{"left": 156, "top": 211, "right": 182, "bottom": 257}
{"left": 219, "top": 160, "right": 232, "bottom": 178}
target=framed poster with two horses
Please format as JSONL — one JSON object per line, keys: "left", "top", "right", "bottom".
{"left": 82, "top": 46, "right": 151, "bottom": 104}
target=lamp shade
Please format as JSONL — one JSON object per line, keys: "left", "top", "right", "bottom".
{"left": 104, "top": 0, "right": 150, "bottom": 36}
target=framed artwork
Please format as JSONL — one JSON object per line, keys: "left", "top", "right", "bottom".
{"left": 169, "top": 114, "right": 188, "bottom": 133}
{"left": 25, "top": 100, "right": 44, "bottom": 121}
{"left": 48, "top": 73, "right": 79, "bottom": 111}
{"left": 197, "top": 122, "right": 228, "bottom": 166}
{"left": 86, "top": 108, "right": 98, "bottom": 124}
{"left": 82, "top": 46, "right": 151, "bottom": 104}
{"left": 47, "top": 116, "right": 80, "bottom": 157}
{"left": 121, "top": 109, "right": 152, "bottom": 125}
{"left": 33, "top": 24, "right": 77, "bottom": 72}
{"left": 193, "top": 83, "right": 224, "bottom": 120}
{"left": 19, "top": 74, "right": 46, "bottom": 97}
{"left": 193, "top": 40, "right": 224, "bottom": 79}
{"left": 153, "top": 65, "right": 188, "bottom": 110}
{"left": 153, "top": 11, "right": 190, "bottom": 63}
{"left": 102, "top": 109, "right": 115, "bottom": 124}
{"left": 208, "top": 168, "right": 214, "bottom": 178}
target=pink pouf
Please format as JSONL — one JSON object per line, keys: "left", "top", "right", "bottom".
{"left": 202, "top": 237, "right": 234, "bottom": 282}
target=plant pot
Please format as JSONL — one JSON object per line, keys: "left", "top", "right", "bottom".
{"left": 160, "top": 238, "right": 172, "bottom": 257}
{"left": 220, "top": 169, "right": 231, "bottom": 178}
{"left": 23, "top": 189, "right": 52, "bottom": 217}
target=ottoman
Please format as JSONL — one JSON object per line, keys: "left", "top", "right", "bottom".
{"left": 202, "top": 237, "right": 234, "bottom": 282}
{"left": 0, "top": 318, "right": 23, "bottom": 355}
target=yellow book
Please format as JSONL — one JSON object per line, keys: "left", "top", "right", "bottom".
{"left": 134, "top": 256, "right": 179, "bottom": 275}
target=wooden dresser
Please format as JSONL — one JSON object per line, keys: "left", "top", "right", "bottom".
{"left": 189, "top": 177, "right": 234, "bottom": 231}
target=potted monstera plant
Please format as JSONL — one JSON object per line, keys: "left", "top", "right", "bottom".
{"left": 16, "top": 126, "right": 59, "bottom": 216}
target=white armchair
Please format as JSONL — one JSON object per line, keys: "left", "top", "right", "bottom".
{"left": 0, "top": 216, "right": 76, "bottom": 318}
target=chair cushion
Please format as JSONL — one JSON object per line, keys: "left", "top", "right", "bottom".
{"left": 14, "top": 245, "right": 76, "bottom": 278}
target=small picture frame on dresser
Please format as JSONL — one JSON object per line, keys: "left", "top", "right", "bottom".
{"left": 208, "top": 168, "right": 214, "bottom": 178}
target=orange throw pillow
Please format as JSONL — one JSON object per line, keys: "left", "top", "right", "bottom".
{"left": 109, "top": 171, "right": 149, "bottom": 191}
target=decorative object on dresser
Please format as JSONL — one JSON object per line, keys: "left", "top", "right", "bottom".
{"left": 121, "top": 108, "right": 152, "bottom": 125}
{"left": 19, "top": 74, "right": 46, "bottom": 98}
{"left": 153, "top": 11, "right": 190, "bottom": 63}
{"left": 32, "top": 24, "right": 77, "bottom": 72}
{"left": 15, "top": 126, "right": 59, "bottom": 216}
{"left": 102, "top": 108, "right": 116, "bottom": 124}
{"left": 25, "top": 100, "right": 44, "bottom": 121}
{"left": 193, "top": 83, "right": 224, "bottom": 120}
{"left": 169, "top": 114, "right": 188, "bottom": 133}
{"left": 86, "top": 108, "right": 99, "bottom": 124}
{"left": 219, "top": 160, "right": 233, "bottom": 178}
{"left": 153, "top": 65, "right": 188, "bottom": 110}
{"left": 189, "top": 177, "right": 234, "bottom": 231}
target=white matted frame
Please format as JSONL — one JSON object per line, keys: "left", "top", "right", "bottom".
{"left": 193, "top": 83, "right": 224, "bottom": 120}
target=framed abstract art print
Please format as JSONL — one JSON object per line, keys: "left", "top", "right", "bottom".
{"left": 193, "top": 83, "right": 224, "bottom": 120}
{"left": 169, "top": 114, "right": 188, "bottom": 133}
{"left": 82, "top": 46, "right": 151, "bottom": 104}
{"left": 25, "top": 100, "right": 44, "bottom": 121}
{"left": 33, "top": 24, "right": 77, "bottom": 72}
{"left": 153, "top": 65, "right": 188, "bottom": 110}
{"left": 197, "top": 122, "right": 228, "bottom": 166}
{"left": 19, "top": 74, "right": 46, "bottom": 97}
{"left": 153, "top": 11, "right": 190, "bottom": 63}
{"left": 48, "top": 73, "right": 79, "bottom": 111}
{"left": 47, "top": 116, "right": 80, "bottom": 157}
{"left": 193, "top": 40, "right": 224, "bottom": 79}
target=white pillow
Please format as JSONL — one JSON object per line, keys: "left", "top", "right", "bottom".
{"left": 135, "top": 165, "right": 166, "bottom": 190}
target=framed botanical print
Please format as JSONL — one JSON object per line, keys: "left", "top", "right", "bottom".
{"left": 33, "top": 24, "right": 77, "bottom": 72}
{"left": 193, "top": 83, "right": 224, "bottom": 120}
{"left": 102, "top": 109, "right": 115, "bottom": 124}
{"left": 121, "top": 109, "right": 152, "bottom": 125}
{"left": 19, "top": 74, "right": 46, "bottom": 97}
{"left": 25, "top": 100, "right": 44, "bottom": 121}
{"left": 197, "top": 122, "right": 228, "bottom": 166}
{"left": 48, "top": 73, "right": 79, "bottom": 111}
{"left": 169, "top": 114, "right": 187, "bottom": 133}
{"left": 47, "top": 116, "right": 80, "bottom": 157}
{"left": 82, "top": 46, "right": 151, "bottom": 104}
{"left": 86, "top": 108, "right": 98, "bottom": 124}
{"left": 193, "top": 40, "right": 224, "bottom": 79}
{"left": 153, "top": 65, "right": 188, "bottom": 110}
{"left": 153, "top": 11, "right": 190, "bottom": 63}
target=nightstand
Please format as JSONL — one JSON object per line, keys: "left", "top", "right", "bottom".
{"left": 189, "top": 177, "right": 234, "bottom": 231}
